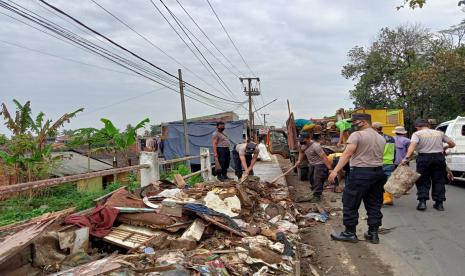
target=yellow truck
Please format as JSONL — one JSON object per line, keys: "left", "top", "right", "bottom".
{"left": 352, "top": 109, "right": 404, "bottom": 137}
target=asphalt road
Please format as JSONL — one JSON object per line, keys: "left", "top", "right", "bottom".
{"left": 372, "top": 182, "right": 465, "bottom": 276}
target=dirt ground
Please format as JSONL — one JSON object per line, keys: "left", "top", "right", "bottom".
{"left": 277, "top": 156, "right": 393, "bottom": 276}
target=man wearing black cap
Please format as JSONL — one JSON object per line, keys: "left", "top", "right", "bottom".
{"left": 401, "top": 119, "right": 455, "bottom": 211}
{"left": 232, "top": 141, "right": 259, "bottom": 179}
{"left": 295, "top": 131, "right": 333, "bottom": 202}
{"left": 328, "top": 113, "right": 386, "bottom": 244}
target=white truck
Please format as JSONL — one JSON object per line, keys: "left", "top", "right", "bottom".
{"left": 436, "top": 116, "right": 465, "bottom": 181}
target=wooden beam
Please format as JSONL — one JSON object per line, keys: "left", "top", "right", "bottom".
{"left": 159, "top": 155, "right": 201, "bottom": 165}
{"left": 0, "top": 165, "right": 148, "bottom": 199}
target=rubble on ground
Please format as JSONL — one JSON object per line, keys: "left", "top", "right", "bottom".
{"left": 0, "top": 174, "right": 315, "bottom": 275}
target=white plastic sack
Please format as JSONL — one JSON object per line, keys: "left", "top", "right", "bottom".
{"left": 384, "top": 165, "right": 420, "bottom": 197}
{"left": 258, "top": 143, "right": 272, "bottom": 161}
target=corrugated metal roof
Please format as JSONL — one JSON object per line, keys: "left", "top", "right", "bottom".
{"left": 51, "top": 151, "right": 113, "bottom": 176}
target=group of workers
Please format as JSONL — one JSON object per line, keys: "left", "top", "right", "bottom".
{"left": 327, "top": 114, "right": 455, "bottom": 244}
{"left": 211, "top": 121, "right": 259, "bottom": 182}
{"left": 212, "top": 114, "right": 456, "bottom": 245}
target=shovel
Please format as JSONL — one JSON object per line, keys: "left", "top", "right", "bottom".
{"left": 269, "top": 164, "right": 298, "bottom": 185}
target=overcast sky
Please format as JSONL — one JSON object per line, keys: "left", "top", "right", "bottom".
{"left": 0, "top": 0, "right": 463, "bottom": 134}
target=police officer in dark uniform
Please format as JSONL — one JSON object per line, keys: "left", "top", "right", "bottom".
{"left": 328, "top": 113, "right": 386, "bottom": 244}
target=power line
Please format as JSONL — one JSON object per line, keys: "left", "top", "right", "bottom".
{"left": 87, "top": 0, "right": 231, "bottom": 101}
{"left": 175, "top": 0, "right": 244, "bottom": 77}
{"left": 0, "top": 39, "right": 138, "bottom": 76}
{"left": 206, "top": 0, "right": 256, "bottom": 76}
{"left": 0, "top": 1, "right": 232, "bottom": 111}
{"left": 172, "top": 0, "right": 241, "bottom": 79}
{"left": 5, "top": 0, "right": 244, "bottom": 105}
{"left": 149, "top": 0, "right": 237, "bottom": 101}
{"left": 159, "top": 0, "right": 238, "bottom": 100}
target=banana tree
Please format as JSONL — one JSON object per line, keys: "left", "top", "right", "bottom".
{"left": 67, "top": 128, "right": 107, "bottom": 172}
{"left": 0, "top": 99, "right": 83, "bottom": 182}
{"left": 96, "top": 118, "right": 150, "bottom": 166}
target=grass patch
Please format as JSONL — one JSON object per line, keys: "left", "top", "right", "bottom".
{"left": 0, "top": 181, "right": 125, "bottom": 227}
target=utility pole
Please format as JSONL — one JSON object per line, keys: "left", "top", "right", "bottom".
{"left": 239, "top": 77, "right": 260, "bottom": 139}
{"left": 178, "top": 69, "right": 190, "bottom": 160}
{"left": 263, "top": 113, "right": 269, "bottom": 127}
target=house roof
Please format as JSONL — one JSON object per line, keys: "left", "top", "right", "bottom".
{"left": 51, "top": 151, "right": 113, "bottom": 176}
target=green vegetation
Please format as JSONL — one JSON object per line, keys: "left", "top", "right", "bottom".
{"left": 0, "top": 181, "right": 131, "bottom": 227}
{"left": 342, "top": 24, "right": 465, "bottom": 130}
{"left": 162, "top": 162, "right": 203, "bottom": 187}
{"left": 0, "top": 99, "right": 83, "bottom": 182}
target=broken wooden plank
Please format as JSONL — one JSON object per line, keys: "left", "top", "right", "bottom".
{"left": 195, "top": 213, "right": 246, "bottom": 237}
{"left": 173, "top": 174, "right": 186, "bottom": 189}
{"left": 0, "top": 207, "right": 75, "bottom": 234}
{"left": 50, "top": 255, "right": 123, "bottom": 276}
{"left": 0, "top": 219, "right": 55, "bottom": 264}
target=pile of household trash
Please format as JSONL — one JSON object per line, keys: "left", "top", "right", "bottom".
{"left": 0, "top": 174, "right": 325, "bottom": 275}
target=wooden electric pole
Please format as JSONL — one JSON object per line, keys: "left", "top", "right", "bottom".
{"left": 178, "top": 69, "right": 190, "bottom": 160}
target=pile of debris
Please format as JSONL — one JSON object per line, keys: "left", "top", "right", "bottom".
{"left": 0, "top": 175, "right": 310, "bottom": 275}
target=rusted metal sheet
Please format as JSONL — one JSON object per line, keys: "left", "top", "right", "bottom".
{"left": 0, "top": 165, "right": 148, "bottom": 199}
{"left": 286, "top": 113, "right": 298, "bottom": 151}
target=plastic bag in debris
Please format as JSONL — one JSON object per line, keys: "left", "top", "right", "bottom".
{"left": 276, "top": 232, "right": 294, "bottom": 257}
{"left": 155, "top": 188, "right": 185, "bottom": 199}
{"left": 203, "top": 191, "right": 241, "bottom": 218}
{"left": 303, "top": 211, "right": 330, "bottom": 222}
{"left": 384, "top": 165, "right": 420, "bottom": 197}
{"left": 275, "top": 220, "right": 298, "bottom": 234}
{"left": 257, "top": 142, "right": 272, "bottom": 161}
{"left": 183, "top": 203, "right": 241, "bottom": 231}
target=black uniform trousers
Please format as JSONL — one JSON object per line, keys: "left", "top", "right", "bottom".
{"left": 416, "top": 153, "right": 447, "bottom": 202}
{"left": 342, "top": 167, "right": 385, "bottom": 228}
{"left": 216, "top": 147, "right": 230, "bottom": 180}
{"left": 308, "top": 164, "right": 328, "bottom": 196}
{"left": 232, "top": 150, "right": 253, "bottom": 179}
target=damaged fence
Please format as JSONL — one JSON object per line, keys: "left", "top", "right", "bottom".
{"left": 0, "top": 148, "right": 213, "bottom": 200}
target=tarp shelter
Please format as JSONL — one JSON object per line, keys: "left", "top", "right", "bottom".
{"left": 164, "top": 121, "right": 246, "bottom": 164}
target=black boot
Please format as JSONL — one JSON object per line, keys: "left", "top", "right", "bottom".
{"left": 331, "top": 226, "right": 358, "bottom": 243}
{"left": 364, "top": 226, "right": 380, "bottom": 244}
{"left": 417, "top": 199, "right": 427, "bottom": 211}
{"left": 433, "top": 201, "right": 444, "bottom": 211}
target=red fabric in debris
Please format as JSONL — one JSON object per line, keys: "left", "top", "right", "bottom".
{"left": 65, "top": 206, "right": 119, "bottom": 238}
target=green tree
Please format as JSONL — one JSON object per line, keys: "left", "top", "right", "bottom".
{"left": 397, "top": 0, "right": 465, "bottom": 9}
{"left": 96, "top": 118, "right": 149, "bottom": 166}
{"left": 342, "top": 25, "right": 437, "bottom": 130}
{"left": 0, "top": 100, "right": 83, "bottom": 182}
{"left": 0, "top": 134, "right": 7, "bottom": 146}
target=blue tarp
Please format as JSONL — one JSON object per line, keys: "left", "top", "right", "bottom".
{"left": 164, "top": 120, "right": 245, "bottom": 164}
